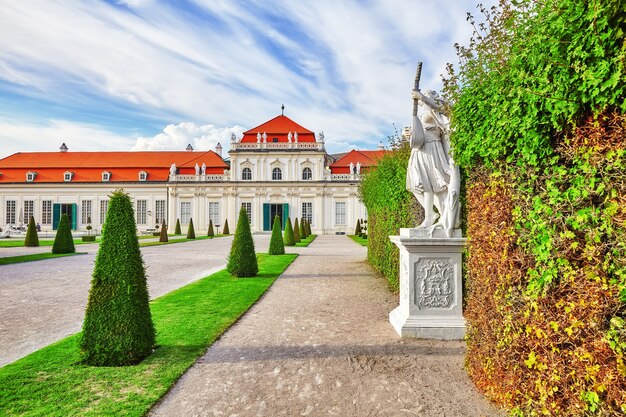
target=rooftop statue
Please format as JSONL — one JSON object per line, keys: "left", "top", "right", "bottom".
{"left": 257, "top": 132, "right": 261, "bottom": 143}
{"left": 406, "top": 64, "right": 460, "bottom": 237}
{"left": 288, "top": 131, "right": 292, "bottom": 142}
{"left": 169, "top": 163, "right": 177, "bottom": 176}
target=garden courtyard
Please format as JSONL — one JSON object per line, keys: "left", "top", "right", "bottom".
{"left": 0, "top": 234, "right": 501, "bottom": 416}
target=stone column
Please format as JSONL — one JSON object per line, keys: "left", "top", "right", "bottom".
{"left": 389, "top": 228, "right": 466, "bottom": 340}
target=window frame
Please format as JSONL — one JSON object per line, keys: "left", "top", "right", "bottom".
{"left": 100, "top": 200, "right": 109, "bottom": 225}
{"left": 42, "top": 200, "right": 52, "bottom": 225}
{"left": 208, "top": 201, "right": 220, "bottom": 226}
{"left": 136, "top": 199, "right": 147, "bottom": 225}
{"left": 5, "top": 200, "right": 16, "bottom": 224}
{"left": 155, "top": 200, "right": 166, "bottom": 225}
{"left": 272, "top": 167, "right": 282, "bottom": 181}
{"left": 302, "top": 202, "right": 313, "bottom": 224}
{"left": 23, "top": 200, "right": 35, "bottom": 224}
{"left": 241, "top": 202, "right": 252, "bottom": 225}
{"left": 180, "top": 201, "right": 192, "bottom": 224}
{"left": 81, "top": 200, "right": 92, "bottom": 225}
{"left": 335, "top": 201, "right": 346, "bottom": 226}
{"left": 242, "top": 167, "right": 252, "bottom": 181}
{"left": 302, "top": 167, "right": 312, "bottom": 180}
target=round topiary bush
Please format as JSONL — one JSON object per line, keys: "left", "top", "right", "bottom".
{"left": 293, "top": 218, "right": 301, "bottom": 243}
{"left": 223, "top": 219, "right": 230, "bottom": 235}
{"left": 187, "top": 218, "right": 196, "bottom": 239}
{"left": 207, "top": 219, "right": 214, "bottom": 237}
{"left": 24, "top": 216, "right": 40, "bottom": 247}
{"left": 159, "top": 220, "right": 168, "bottom": 242}
{"left": 174, "top": 218, "right": 182, "bottom": 235}
{"left": 80, "top": 189, "right": 155, "bottom": 366}
{"left": 283, "top": 217, "right": 295, "bottom": 246}
{"left": 226, "top": 207, "right": 258, "bottom": 277}
{"left": 52, "top": 213, "right": 75, "bottom": 254}
{"left": 268, "top": 215, "right": 285, "bottom": 255}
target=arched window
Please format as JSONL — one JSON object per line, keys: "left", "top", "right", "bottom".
{"left": 242, "top": 167, "right": 252, "bottom": 180}
{"left": 272, "top": 167, "right": 282, "bottom": 180}
{"left": 302, "top": 167, "right": 312, "bottom": 180}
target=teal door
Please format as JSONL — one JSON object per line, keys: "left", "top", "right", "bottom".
{"left": 263, "top": 204, "right": 289, "bottom": 231}
{"left": 53, "top": 203, "right": 77, "bottom": 230}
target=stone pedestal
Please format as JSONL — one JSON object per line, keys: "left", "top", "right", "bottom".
{"left": 389, "top": 228, "right": 466, "bottom": 340}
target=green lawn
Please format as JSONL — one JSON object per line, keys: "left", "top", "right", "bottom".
{"left": 0, "top": 238, "right": 90, "bottom": 248}
{"left": 139, "top": 234, "right": 226, "bottom": 247}
{"left": 0, "top": 253, "right": 297, "bottom": 417}
{"left": 348, "top": 234, "right": 368, "bottom": 246}
{"left": 295, "top": 234, "right": 317, "bottom": 247}
{"left": 0, "top": 252, "right": 86, "bottom": 266}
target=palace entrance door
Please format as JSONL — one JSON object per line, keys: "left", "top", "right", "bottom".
{"left": 262, "top": 203, "right": 289, "bottom": 231}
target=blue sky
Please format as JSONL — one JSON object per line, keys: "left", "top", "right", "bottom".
{"left": 0, "top": 0, "right": 493, "bottom": 158}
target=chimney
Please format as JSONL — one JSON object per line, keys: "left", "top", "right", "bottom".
{"left": 59, "top": 143, "right": 68, "bottom": 152}
{"left": 215, "top": 142, "right": 223, "bottom": 157}
{"left": 186, "top": 144, "right": 194, "bottom": 151}
{"left": 378, "top": 141, "right": 384, "bottom": 151}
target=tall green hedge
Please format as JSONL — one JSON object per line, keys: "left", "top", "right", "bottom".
{"left": 174, "top": 218, "right": 181, "bottom": 235}
{"left": 223, "top": 219, "right": 230, "bottom": 235}
{"left": 80, "top": 189, "right": 155, "bottom": 366}
{"left": 226, "top": 207, "right": 258, "bottom": 277}
{"left": 52, "top": 214, "right": 75, "bottom": 254}
{"left": 268, "top": 215, "right": 285, "bottom": 255}
{"left": 159, "top": 220, "right": 168, "bottom": 242}
{"left": 283, "top": 217, "right": 295, "bottom": 246}
{"left": 24, "top": 216, "right": 39, "bottom": 247}
{"left": 359, "top": 143, "right": 421, "bottom": 290}
{"left": 186, "top": 218, "right": 195, "bottom": 239}
{"left": 299, "top": 218, "right": 306, "bottom": 238}
{"left": 207, "top": 219, "right": 214, "bottom": 237}
{"left": 445, "top": 1, "right": 626, "bottom": 414}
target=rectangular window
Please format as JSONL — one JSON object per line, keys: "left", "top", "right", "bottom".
{"left": 335, "top": 202, "right": 346, "bottom": 225}
{"left": 136, "top": 200, "right": 147, "bottom": 225}
{"left": 5, "top": 200, "right": 16, "bottom": 224}
{"left": 180, "top": 202, "right": 191, "bottom": 224}
{"left": 208, "top": 202, "right": 220, "bottom": 226}
{"left": 42, "top": 200, "right": 52, "bottom": 225}
{"left": 23, "top": 200, "right": 35, "bottom": 224}
{"left": 81, "top": 200, "right": 92, "bottom": 225}
{"left": 100, "top": 200, "right": 109, "bottom": 225}
{"left": 155, "top": 200, "right": 166, "bottom": 225}
{"left": 241, "top": 202, "right": 252, "bottom": 224}
{"left": 302, "top": 202, "right": 313, "bottom": 224}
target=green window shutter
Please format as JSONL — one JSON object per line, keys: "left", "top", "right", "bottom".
{"left": 71, "top": 203, "right": 77, "bottom": 230}
{"left": 282, "top": 203, "right": 289, "bottom": 231}
{"left": 263, "top": 203, "right": 270, "bottom": 231}
{"left": 52, "top": 204, "right": 61, "bottom": 230}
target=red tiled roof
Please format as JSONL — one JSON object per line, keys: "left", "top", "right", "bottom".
{"left": 240, "top": 115, "right": 316, "bottom": 143}
{"left": 329, "top": 149, "right": 388, "bottom": 174}
{"left": 0, "top": 151, "right": 227, "bottom": 183}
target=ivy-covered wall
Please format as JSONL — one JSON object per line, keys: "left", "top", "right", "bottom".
{"left": 446, "top": 0, "right": 626, "bottom": 414}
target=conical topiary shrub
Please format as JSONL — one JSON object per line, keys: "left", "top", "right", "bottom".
{"left": 227, "top": 207, "right": 258, "bottom": 277}
{"left": 159, "top": 220, "right": 168, "bottom": 242}
{"left": 80, "top": 189, "right": 155, "bottom": 366}
{"left": 223, "top": 219, "right": 230, "bottom": 235}
{"left": 299, "top": 218, "right": 306, "bottom": 239}
{"left": 307, "top": 219, "right": 312, "bottom": 236}
{"left": 174, "top": 218, "right": 181, "bottom": 235}
{"left": 207, "top": 219, "right": 214, "bottom": 237}
{"left": 187, "top": 218, "right": 196, "bottom": 239}
{"left": 268, "top": 215, "right": 285, "bottom": 255}
{"left": 24, "top": 216, "right": 40, "bottom": 247}
{"left": 355, "top": 219, "right": 362, "bottom": 236}
{"left": 293, "top": 218, "right": 301, "bottom": 243}
{"left": 283, "top": 217, "right": 296, "bottom": 246}
{"left": 52, "top": 213, "right": 75, "bottom": 254}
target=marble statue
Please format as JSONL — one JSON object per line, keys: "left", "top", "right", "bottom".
{"left": 356, "top": 162, "right": 361, "bottom": 174}
{"left": 319, "top": 131, "right": 325, "bottom": 141}
{"left": 257, "top": 132, "right": 261, "bottom": 143}
{"left": 294, "top": 132, "right": 298, "bottom": 142}
{"left": 201, "top": 163, "right": 206, "bottom": 175}
{"left": 231, "top": 132, "right": 236, "bottom": 142}
{"left": 288, "top": 131, "right": 292, "bottom": 142}
{"left": 169, "top": 163, "right": 177, "bottom": 176}
{"left": 195, "top": 163, "right": 200, "bottom": 175}
{"left": 262, "top": 132, "right": 267, "bottom": 143}
{"left": 407, "top": 89, "right": 461, "bottom": 237}
{"left": 349, "top": 162, "right": 355, "bottom": 174}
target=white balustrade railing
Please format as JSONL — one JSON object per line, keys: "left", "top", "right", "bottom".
{"left": 230, "top": 142, "right": 325, "bottom": 151}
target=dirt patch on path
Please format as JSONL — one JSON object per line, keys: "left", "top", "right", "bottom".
{"left": 150, "top": 235, "right": 503, "bottom": 417}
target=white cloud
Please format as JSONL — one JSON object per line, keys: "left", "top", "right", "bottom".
{"left": 0, "top": 119, "right": 133, "bottom": 158}
{"left": 131, "top": 122, "right": 245, "bottom": 153}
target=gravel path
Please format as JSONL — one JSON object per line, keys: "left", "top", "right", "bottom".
{"left": 150, "top": 235, "right": 503, "bottom": 417}
{"left": 0, "top": 235, "right": 270, "bottom": 367}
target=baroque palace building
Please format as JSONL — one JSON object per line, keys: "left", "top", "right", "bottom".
{"left": 0, "top": 114, "right": 386, "bottom": 235}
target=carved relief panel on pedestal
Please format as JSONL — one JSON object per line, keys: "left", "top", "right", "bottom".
{"left": 413, "top": 257, "right": 455, "bottom": 310}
